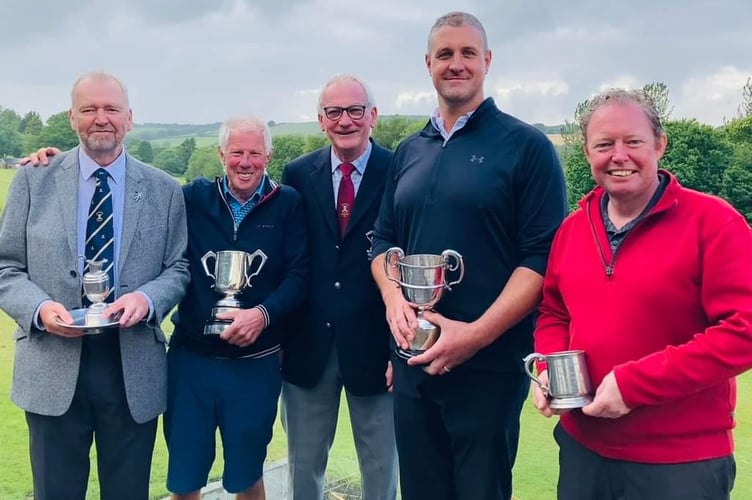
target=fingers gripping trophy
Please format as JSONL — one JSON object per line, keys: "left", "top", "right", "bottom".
{"left": 201, "top": 250, "right": 268, "bottom": 335}
{"left": 384, "top": 247, "right": 464, "bottom": 359}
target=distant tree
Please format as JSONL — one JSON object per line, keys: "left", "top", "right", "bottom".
{"left": 373, "top": 116, "right": 425, "bottom": 150}
{"left": 136, "top": 140, "right": 154, "bottom": 163}
{"left": 721, "top": 144, "right": 752, "bottom": 221}
{"left": 723, "top": 114, "right": 752, "bottom": 145}
{"left": 303, "top": 134, "right": 328, "bottom": 153}
{"left": 267, "top": 135, "right": 305, "bottom": 181}
{"left": 185, "top": 146, "right": 223, "bottom": 182}
{"left": 176, "top": 137, "right": 196, "bottom": 168}
{"left": 661, "top": 120, "right": 732, "bottom": 196}
{"left": 738, "top": 76, "right": 752, "bottom": 118}
{"left": 152, "top": 147, "right": 185, "bottom": 176}
{"left": 642, "top": 82, "right": 673, "bottom": 122}
{"left": 32, "top": 111, "right": 79, "bottom": 152}
{"left": 267, "top": 120, "right": 277, "bottom": 128}
{"left": 19, "top": 111, "right": 43, "bottom": 135}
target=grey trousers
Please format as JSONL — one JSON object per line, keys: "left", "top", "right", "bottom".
{"left": 281, "top": 347, "right": 398, "bottom": 500}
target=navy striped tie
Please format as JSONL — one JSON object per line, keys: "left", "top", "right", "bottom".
{"left": 84, "top": 168, "right": 114, "bottom": 303}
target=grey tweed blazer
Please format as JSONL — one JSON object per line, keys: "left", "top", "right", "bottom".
{"left": 0, "top": 147, "right": 190, "bottom": 423}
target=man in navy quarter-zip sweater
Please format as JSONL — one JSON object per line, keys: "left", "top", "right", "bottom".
{"left": 166, "top": 116, "right": 308, "bottom": 500}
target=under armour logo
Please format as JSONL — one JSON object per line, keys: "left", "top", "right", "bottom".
{"left": 470, "top": 155, "right": 485, "bottom": 163}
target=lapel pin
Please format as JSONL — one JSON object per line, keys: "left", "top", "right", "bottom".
{"left": 133, "top": 191, "right": 143, "bottom": 202}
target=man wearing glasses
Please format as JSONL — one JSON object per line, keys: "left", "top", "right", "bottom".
{"left": 280, "top": 74, "right": 398, "bottom": 500}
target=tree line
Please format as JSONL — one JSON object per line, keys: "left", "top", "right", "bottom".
{"left": 1, "top": 79, "right": 750, "bottom": 219}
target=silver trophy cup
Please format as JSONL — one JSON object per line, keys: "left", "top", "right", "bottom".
{"left": 523, "top": 350, "right": 593, "bottom": 409}
{"left": 201, "top": 249, "right": 268, "bottom": 335}
{"left": 384, "top": 247, "right": 464, "bottom": 359}
{"left": 81, "top": 258, "right": 112, "bottom": 328}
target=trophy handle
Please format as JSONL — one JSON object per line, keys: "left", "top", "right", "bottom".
{"left": 522, "top": 353, "right": 549, "bottom": 395}
{"left": 245, "top": 249, "right": 268, "bottom": 287}
{"left": 383, "top": 247, "right": 405, "bottom": 287}
{"left": 200, "top": 251, "right": 217, "bottom": 282}
{"left": 441, "top": 250, "right": 464, "bottom": 290}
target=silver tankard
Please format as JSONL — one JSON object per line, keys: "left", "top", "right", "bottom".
{"left": 384, "top": 247, "right": 464, "bottom": 359}
{"left": 523, "top": 350, "right": 593, "bottom": 409}
{"left": 201, "top": 249, "right": 268, "bottom": 335}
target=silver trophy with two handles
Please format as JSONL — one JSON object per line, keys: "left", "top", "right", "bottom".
{"left": 384, "top": 247, "right": 464, "bottom": 359}
{"left": 201, "top": 250, "right": 268, "bottom": 335}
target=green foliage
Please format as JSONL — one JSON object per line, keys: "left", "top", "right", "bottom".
{"left": 152, "top": 146, "right": 186, "bottom": 176}
{"left": 561, "top": 143, "right": 593, "bottom": 211}
{"left": 185, "top": 146, "right": 223, "bottom": 182}
{"left": 33, "top": 111, "right": 79, "bottom": 153}
{"left": 19, "top": 111, "right": 43, "bottom": 135}
{"left": 661, "top": 120, "right": 732, "bottom": 195}
{"left": 268, "top": 135, "right": 305, "bottom": 181}
{"left": 739, "top": 76, "right": 752, "bottom": 118}
{"left": 373, "top": 116, "right": 426, "bottom": 150}
{"left": 724, "top": 115, "right": 752, "bottom": 145}
{"left": 642, "top": 82, "right": 673, "bottom": 122}
{"left": 134, "top": 139, "right": 154, "bottom": 163}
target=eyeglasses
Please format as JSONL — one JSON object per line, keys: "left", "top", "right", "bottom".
{"left": 322, "top": 105, "right": 368, "bottom": 121}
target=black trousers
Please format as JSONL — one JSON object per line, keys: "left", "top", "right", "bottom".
{"left": 25, "top": 331, "right": 158, "bottom": 500}
{"left": 555, "top": 423, "right": 736, "bottom": 500}
{"left": 393, "top": 365, "right": 529, "bottom": 500}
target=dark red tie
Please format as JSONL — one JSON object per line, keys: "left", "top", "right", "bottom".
{"left": 337, "top": 162, "right": 355, "bottom": 238}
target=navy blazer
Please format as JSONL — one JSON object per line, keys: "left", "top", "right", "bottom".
{"left": 281, "top": 141, "right": 392, "bottom": 396}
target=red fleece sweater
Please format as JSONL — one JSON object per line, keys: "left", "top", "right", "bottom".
{"left": 535, "top": 171, "right": 752, "bottom": 463}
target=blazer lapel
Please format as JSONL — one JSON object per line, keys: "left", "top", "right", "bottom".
{"left": 54, "top": 148, "right": 81, "bottom": 261}
{"left": 118, "top": 155, "right": 145, "bottom": 270}
{"left": 311, "top": 148, "right": 339, "bottom": 238}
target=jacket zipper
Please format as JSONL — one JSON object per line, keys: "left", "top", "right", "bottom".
{"left": 216, "top": 182, "right": 239, "bottom": 241}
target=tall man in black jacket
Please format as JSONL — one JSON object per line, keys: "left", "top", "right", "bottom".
{"left": 371, "top": 12, "right": 567, "bottom": 500}
{"left": 281, "top": 75, "right": 398, "bottom": 500}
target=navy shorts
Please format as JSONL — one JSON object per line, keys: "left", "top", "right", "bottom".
{"left": 164, "top": 347, "right": 282, "bottom": 494}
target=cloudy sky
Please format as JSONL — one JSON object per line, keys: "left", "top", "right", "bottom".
{"left": 1, "top": 0, "right": 750, "bottom": 127}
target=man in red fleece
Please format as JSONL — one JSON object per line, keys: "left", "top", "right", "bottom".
{"left": 532, "top": 88, "right": 752, "bottom": 500}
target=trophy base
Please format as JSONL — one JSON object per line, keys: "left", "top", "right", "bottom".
{"left": 395, "top": 347, "right": 426, "bottom": 360}
{"left": 204, "top": 319, "right": 233, "bottom": 335}
{"left": 549, "top": 395, "right": 593, "bottom": 410}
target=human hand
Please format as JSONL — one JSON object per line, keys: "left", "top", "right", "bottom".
{"left": 385, "top": 360, "right": 394, "bottom": 392}
{"left": 105, "top": 292, "right": 150, "bottom": 328}
{"left": 19, "top": 147, "right": 61, "bottom": 167}
{"left": 383, "top": 292, "right": 418, "bottom": 351}
{"left": 217, "top": 307, "right": 265, "bottom": 348}
{"left": 406, "top": 310, "right": 482, "bottom": 375}
{"left": 581, "top": 371, "right": 631, "bottom": 419}
{"left": 530, "top": 370, "right": 571, "bottom": 418}
{"left": 39, "top": 301, "right": 84, "bottom": 338}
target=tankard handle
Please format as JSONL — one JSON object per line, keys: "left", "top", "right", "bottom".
{"left": 522, "top": 352, "right": 549, "bottom": 395}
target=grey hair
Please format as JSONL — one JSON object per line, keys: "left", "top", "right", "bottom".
{"left": 218, "top": 116, "right": 273, "bottom": 154}
{"left": 70, "top": 71, "right": 130, "bottom": 107}
{"left": 579, "top": 88, "right": 665, "bottom": 142}
{"left": 317, "top": 74, "right": 375, "bottom": 114}
{"left": 428, "top": 11, "right": 488, "bottom": 52}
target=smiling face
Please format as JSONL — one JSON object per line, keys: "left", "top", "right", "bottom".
{"left": 219, "top": 129, "right": 271, "bottom": 203}
{"left": 69, "top": 76, "right": 133, "bottom": 165}
{"left": 318, "top": 79, "right": 377, "bottom": 162}
{"left": 584, "top": 102, "right": 667, "bottom": 207}
{"left": 426, "top": 24, "right": 491, "bottom": 113}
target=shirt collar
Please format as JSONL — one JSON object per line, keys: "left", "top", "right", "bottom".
{"left": 78, "top": 146, "right": 126, "bottom": 184}
{"left": 222, "top": 174, "right": 267, "bottom": 205}
{"left": 330, "top": 140, "right": 372, "bottom": 175}
{"left": 430, "top": 108, "right": 475, "bottom": 141}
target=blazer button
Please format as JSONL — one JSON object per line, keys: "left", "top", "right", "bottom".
{"left": 325, "top": 322, "right": 332, "bottom": 328}
{"left": 334, "top": 282, "right": 341, "bottom": 289}
{"left": 335, "top": 244, "right": 340, "bottom": 250}
{"left": 69, "top": 270, "right": 78, "bottom": 278}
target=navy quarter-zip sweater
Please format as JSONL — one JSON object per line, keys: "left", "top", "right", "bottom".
{"left": 170, "top": 176, "right": 309, "bottom": 359}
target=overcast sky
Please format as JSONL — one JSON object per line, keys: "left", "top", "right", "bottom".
{"left": 1, "top": 0, "right": 750, "bottom": 127}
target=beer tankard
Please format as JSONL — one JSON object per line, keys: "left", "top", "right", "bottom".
{"left": 523, "top": 350, "right": 593, "bottom": 409}
{"left": 201, "top": 249, "right": 268, "bottom": 335}
{"left": 384, "top": 247, "right": 464, "bottom": 359}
